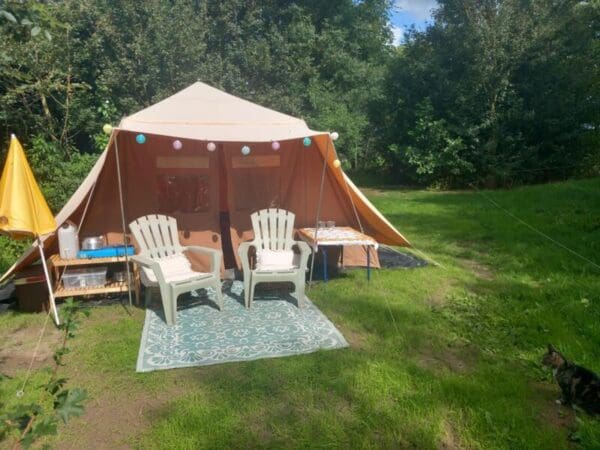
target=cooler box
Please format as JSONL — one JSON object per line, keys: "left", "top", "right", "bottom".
{"left": 62, "top": 266, "right": 107, "bottom": 289}
{"left": 14, "top": 264, "right": 49, "bottom": 312}
{"left": 77, "top": 245, "right": 135, "bottom": 259}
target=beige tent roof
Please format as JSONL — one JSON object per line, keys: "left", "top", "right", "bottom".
{"left": 120, "top": 82, "right": 320, "bottom": 142}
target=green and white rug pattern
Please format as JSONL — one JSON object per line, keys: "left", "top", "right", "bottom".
{"left": 136, "top": 281, "right": 348, "bottom": 372}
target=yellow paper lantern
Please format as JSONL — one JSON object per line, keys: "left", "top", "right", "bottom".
{"left": 102, "top": 124, "right": 113, "bottom": 135}
{"left": 333, "top": 159, "right": 341, "bottom": 168}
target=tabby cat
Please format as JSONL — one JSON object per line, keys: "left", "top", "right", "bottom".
{"left": 542, "top": 344, "right": 600, "bottom": 415}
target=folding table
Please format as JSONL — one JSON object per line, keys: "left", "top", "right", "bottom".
{"left": 297, "top": 227, "right": 378, "bottom": 282}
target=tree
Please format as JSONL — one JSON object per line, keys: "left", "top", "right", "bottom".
{"left": 379, "top": 0, "right": 600, "bottom": 187}
{"left": 2, "top": 0, "right": 394, "bottom": 175}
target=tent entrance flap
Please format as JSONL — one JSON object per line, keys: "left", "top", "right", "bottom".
{"left": 217, "top": 147, "right": 236, "bottom": 269}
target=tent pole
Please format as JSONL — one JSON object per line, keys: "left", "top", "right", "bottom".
{"left": 114, "top": 134, "right": 133, "bottom": 307}
{"left": 340, "top": 170, "right": 368, "bottom": 264}
{"left": 341, "top": 172, "right": 364, "bottom": 234}
{"left": 308, "top": 137, "right": 331, "bottom": 289}
{"left": 38, "top": 238, "right": 59, "bottom": 325}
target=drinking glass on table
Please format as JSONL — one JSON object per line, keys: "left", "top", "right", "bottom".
{"left": 326, "top": 221, "right": 335, "bottom": 228}
{"left": 317, "top": 221, "right": 326, "bottom": 229}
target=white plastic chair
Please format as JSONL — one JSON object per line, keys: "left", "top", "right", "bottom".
{"left": 238, "top": 208, "right": 311, "bottom": 308}
{"left": 129, "top": 214, "right": 223, "bottom": 326}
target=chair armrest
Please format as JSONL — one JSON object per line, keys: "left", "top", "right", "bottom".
{"left": 184, "top": 246, "right": 222, "bottom": 278}
{"left": 293, "top": 241, "right": 312, "bottom": 271}
{"left": 237, "top": 241, "right": 256, "bottom": 275}
{"left": 130, "top": 255, "right": 166, "bottom": 286}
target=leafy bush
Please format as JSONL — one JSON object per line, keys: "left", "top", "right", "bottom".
{"left": 26, "top": 136, "right": 98, "bottom": 214}
{"left": 0, "top": 237, "right": 29, "bottom": 274}
{"left": 404, "top": 100, "right": 474, "bottom": 188}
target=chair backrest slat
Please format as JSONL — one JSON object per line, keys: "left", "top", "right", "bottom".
{"left": 276, "top": 210, "right": 286, "bottom": 250}
{"left": 268, "top": 208, "right": 277, "bottom": 250}
{"left": 283, "top": 211, "right": 295, "bottom": 250}
{"left": 165, "top": 216, "right": 179, "bottom": 252}
{"left": 148, "top": 216, "right": 166, "bottom": 257}
{"left": 250, "top": 213, "right": 260, "bottom": 248}
{"left": 258, "top": 210, "right": 270, "bottom": 250}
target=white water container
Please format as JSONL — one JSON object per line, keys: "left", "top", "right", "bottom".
{"left": 58, "top": 221, "right": 79, "bottom": 259}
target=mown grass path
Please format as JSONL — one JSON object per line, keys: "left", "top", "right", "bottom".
{"left": 1, "top": 178, "right": 598, "bottom": 448}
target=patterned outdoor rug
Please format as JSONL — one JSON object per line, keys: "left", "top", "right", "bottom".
{"left": 136, "top": 280, "right": 348, "bottom": 372}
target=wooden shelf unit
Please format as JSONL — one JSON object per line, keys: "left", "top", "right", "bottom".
{"left": 49, "top": 254, "right": 132, "bottom": 267}
{"left": 48, "top": 254, "right": 140, "bottom": 303}
{"left": 53, "top": 281, "right": 130, "bottom": 298}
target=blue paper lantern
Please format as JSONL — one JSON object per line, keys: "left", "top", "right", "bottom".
{"left": 241, "top": 145, "right": 251, "bottom": 156}
{"left": 136, "top": 134, "right": 146, "bottom": 144}
{"left": 303, "top": 137, "right": 312, "bottom": 147}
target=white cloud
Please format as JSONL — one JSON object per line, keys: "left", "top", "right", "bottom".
{"left": 391, "top": 25, "right": 405, "bottom": 46}
{"left": 395, "top": 0, "right": 438, "bottom": 21}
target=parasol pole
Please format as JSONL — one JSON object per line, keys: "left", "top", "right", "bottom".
{"left": 38, "top": 237, "right": 59, "bottom": 325}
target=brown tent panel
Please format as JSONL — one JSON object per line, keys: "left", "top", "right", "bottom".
{"left": 1, "top": 82, "right": 409, "bottom": 282}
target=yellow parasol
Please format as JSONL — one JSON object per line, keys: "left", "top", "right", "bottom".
{"left": 0, "top": 134, "right": 59, "bottom": 323}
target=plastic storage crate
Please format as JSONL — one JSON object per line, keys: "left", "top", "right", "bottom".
{"left": 62, "top": 266, "right": 107, "bottom": 289}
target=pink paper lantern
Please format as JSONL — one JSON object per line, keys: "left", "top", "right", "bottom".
{"left": 172, "top": 140, "right": 183, "bottom": 150}
{"left": 207, "top": 142, "right": 217, "bottom": 152}
{"left": 271, "top": 141, "right": 280, "bottom": 151}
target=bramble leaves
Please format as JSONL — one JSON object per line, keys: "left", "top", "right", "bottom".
{"left": 45, "top": 377, "right": 67, "bottom": 395}
{"left": 54, "top": 388, "right": 87, "bottom": 424}
{"left": 53, "top": 347, "right": 70, "bottom": 366}
{"left": 21, "top": 416, "right": 57, "bottom": 449}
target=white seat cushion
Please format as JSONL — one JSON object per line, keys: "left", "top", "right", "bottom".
{"left": 255, "top": 249, "right": 299, "bottom": 272}
{"left": 140, "top": 254, "right": 210, "bottom": 285}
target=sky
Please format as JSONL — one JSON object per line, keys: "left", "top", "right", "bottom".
{"left": 390, "top": 0, "right": 438, "bottom": 45}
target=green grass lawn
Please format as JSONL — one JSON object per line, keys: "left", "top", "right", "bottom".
{"left": 1, "top": 177, "right": 599, "bottom": 449}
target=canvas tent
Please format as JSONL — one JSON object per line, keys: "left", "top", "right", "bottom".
{"left": 1, "top": 82, "right": 409, "bottom": 282}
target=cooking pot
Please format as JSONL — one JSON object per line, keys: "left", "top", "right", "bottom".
{"left": 81, "top": 236, "right": 106, "bottom": 250}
